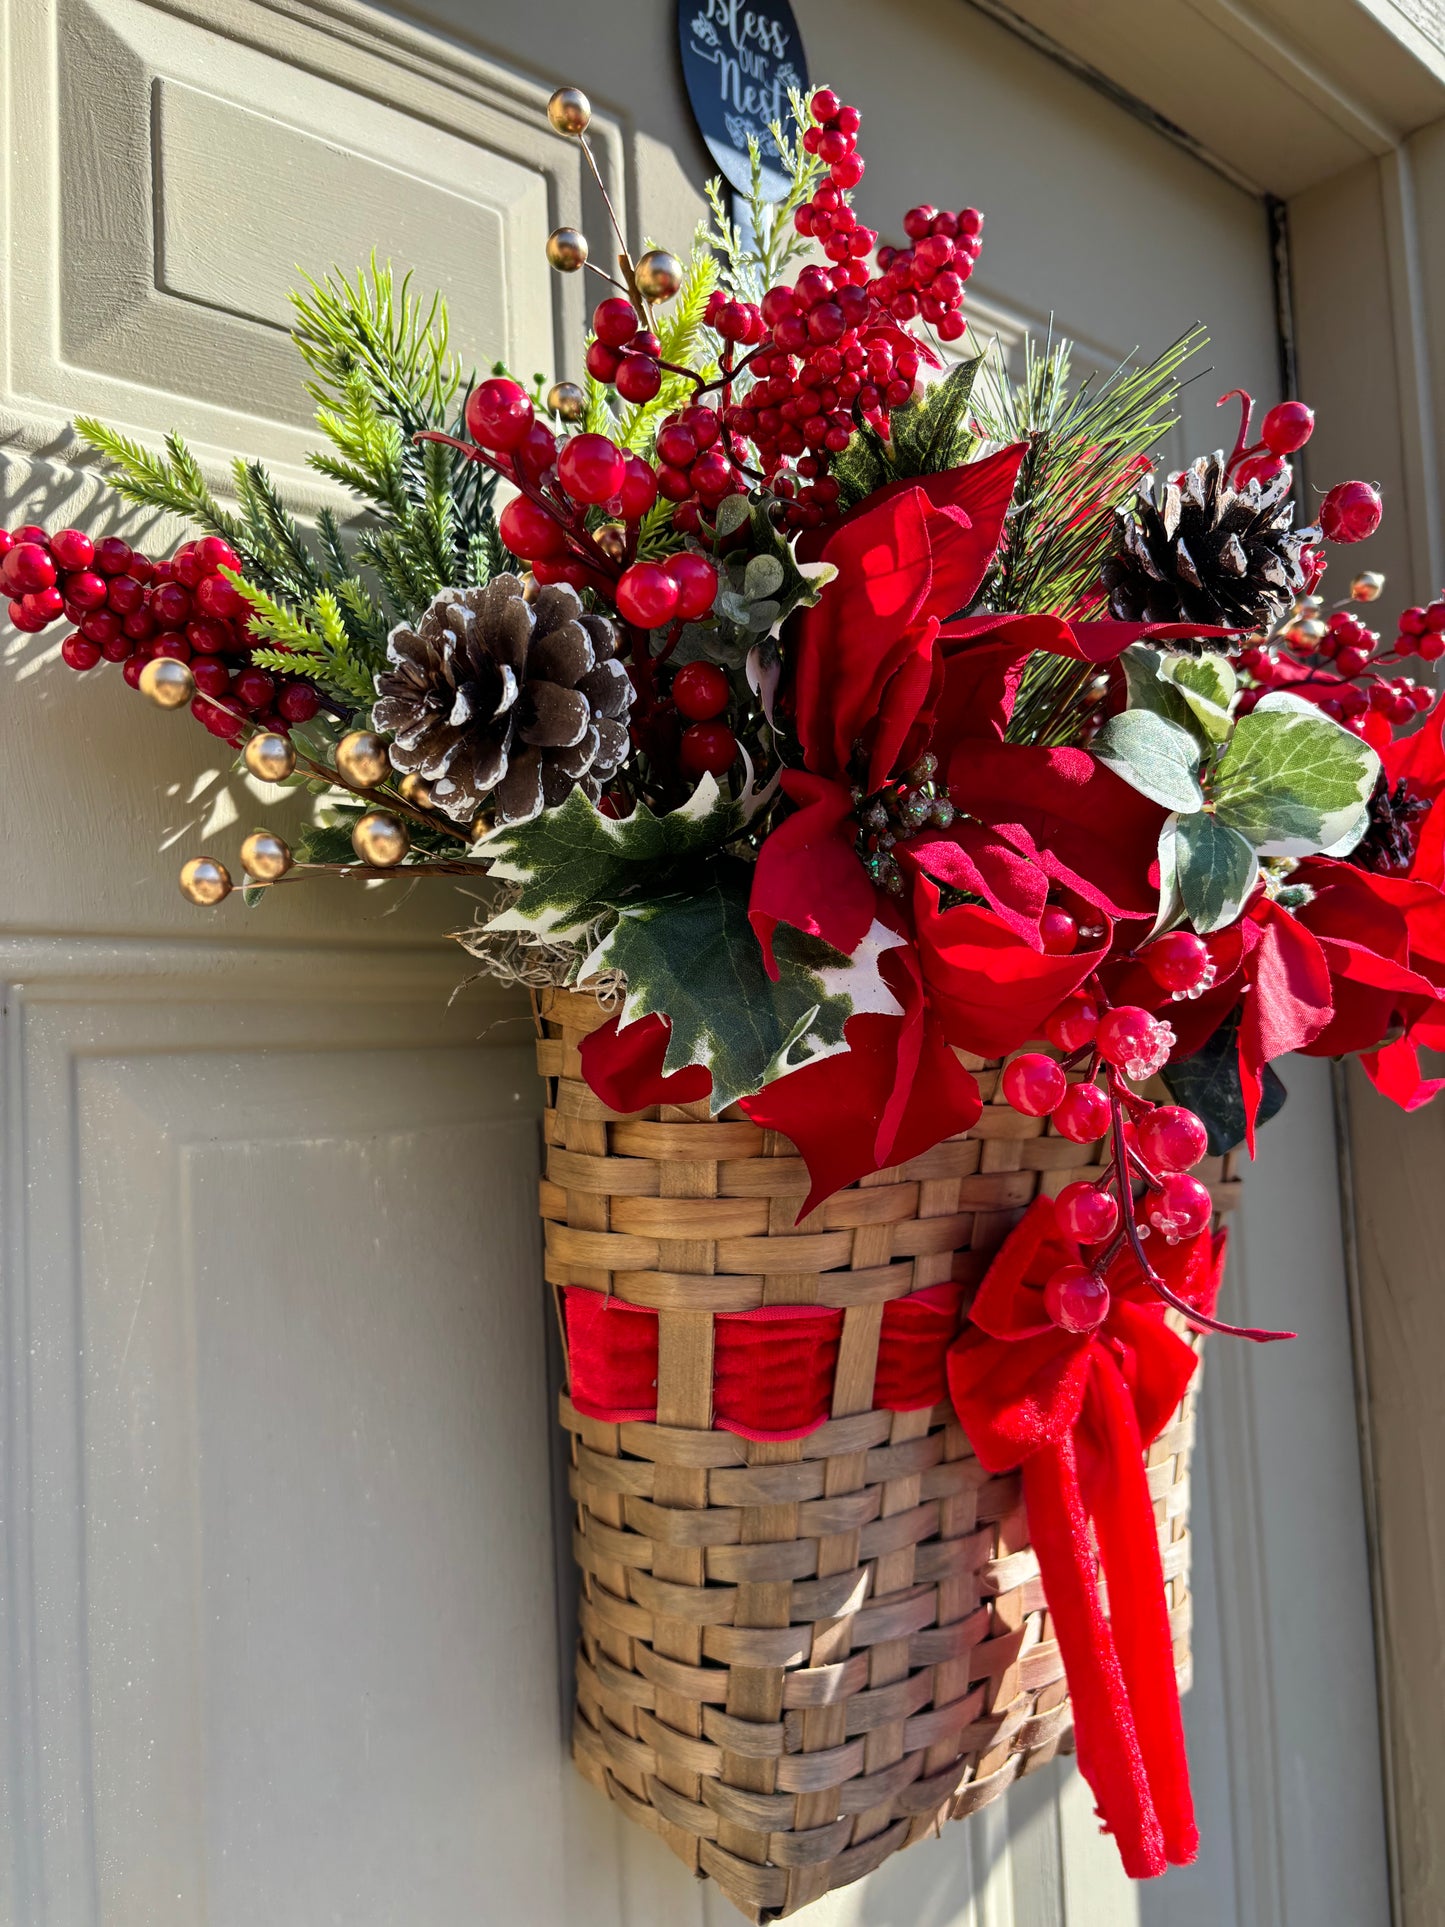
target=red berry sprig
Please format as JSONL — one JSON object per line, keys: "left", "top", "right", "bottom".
{"left": 1238, "top": 595, "right": 1432, "bottom": 737}
{"left": 0, "top": 526, "right": 321, "bottom": 744}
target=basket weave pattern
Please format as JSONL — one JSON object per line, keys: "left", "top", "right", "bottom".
{"left": 537, "top": 988, "right": 1240, "bottom": 1921}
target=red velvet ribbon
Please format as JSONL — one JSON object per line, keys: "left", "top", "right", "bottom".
{"left": 947, "top": 1197, "right": 1224, "bottom": 1877}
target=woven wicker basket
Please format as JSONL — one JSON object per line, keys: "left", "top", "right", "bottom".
{"left": 536, "top": 986, "right": 1240, "bottom": 1921}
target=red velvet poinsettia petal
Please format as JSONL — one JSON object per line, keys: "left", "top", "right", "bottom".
{"left": 907, "top": 821, "right": 1050, "bottom": 945}
{"left": 947, "top": 742, "right": 1165, "bottom": 921}
{"left": 793, "top": 485, "right": 936, "bottom": 784}
{"left": 967, "top": 1194, "right": 1076, "bottom": 1338}
{"left": 911, "top": 868, "right": 1113, "bottom": 1058}
{"left": 1237, "top": 902, "right": 1334, "bottom": 1153}
{"left": 1361, "top": 1035, "right": 1445, "bottom": 1110}
{"left": 738, "top": 1008, "right": 982, "bottom": 1215}
{"left": 748, "top": 770, "right": 877, "bottom": 979}
{"left": 579, "top": 1012, "right": 714, "bottom": 1111}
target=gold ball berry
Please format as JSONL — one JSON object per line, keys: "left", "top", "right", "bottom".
{"left": 546, "top": 227, "right": 588, "bottom": 273}
{"left": 178, "top": 856, "right": 232, "bottom": 906}
{"left": 239, "top": 830, "right": 293, "bottom": 881}
{"left": 469, "top": 810, "right": 496, "bottom": 842}
{"left": 139, "top": 656, "right": 195, "bottom": 709}
{"left": 243, "top": 731, "right": 296, "bottom": 782}
{"left": 547, "top": 380, "right": 587, "bottom": 423}
{"left": 351, "top": 810, "right": 409, "bottom": 867}
{"left": 594, "top": 523, "right": 628, "bottom": 563}
{"left": 1351, "top": 571, "right": 1386, "bottom": 602}
{"left": 547, "top": 85, "right": 591, "bottom": 136}
{"left": 1296, "top": 617, "right": 1328, "bottom": 642}
{"left": 334, "top": 729, "right": 392, "bottom": 788}
{"left": 398, "top": 772, "right": 433, "bottom": 807}
{"left": 634, "top": 249, "right": 683, "bottom": 301}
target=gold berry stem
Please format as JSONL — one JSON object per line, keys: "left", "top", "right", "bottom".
{"left": 243, "top": 858, "right": 494, "bottom": 889}
{"left": 285, "top": 743, "right": 470, "bottom": 843}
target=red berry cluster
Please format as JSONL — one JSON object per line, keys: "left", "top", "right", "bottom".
{"left": 873, "top": 205, "right": 982, "bottom": 343}
{"left": 1222, "top": 393, "right": 1315, "bottom": 489}
{"left": 468, "top": 382, "right": 721, "bottom": 627}
{"left": 576, "top": 90, "right": 981, "bottom": 534}
{"left": 1395, "top": 595, "right": 1445, "bottom": 664}
{"left": 1238, "top": 603, "right": 1431, "bottom": 735}
{"left": 0, "top": 526, "right": 320, "bottom": 743}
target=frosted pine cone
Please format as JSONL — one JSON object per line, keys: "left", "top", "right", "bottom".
{"left": 372, "top": 575, "right": 632, "bottom": 825}
{"left": 1102, "top": 455, "right": 1310, "bottom": 633}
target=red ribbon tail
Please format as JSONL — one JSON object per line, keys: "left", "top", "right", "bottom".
{"left": 1022, "top": 1428, "right": 1170, "bottom": 1878}
{"left": 1083, "top": 1358, "right": 1199, "bottom": 1867}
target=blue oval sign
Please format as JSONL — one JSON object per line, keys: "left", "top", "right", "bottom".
{"left": 679, "top": 1, "right": 810, "bottom": 202}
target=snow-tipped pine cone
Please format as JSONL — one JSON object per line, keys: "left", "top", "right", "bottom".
{"left": 1101, "top": 454, "right": 1310, "bottom": 634}
{"left": 372, "top": 576, "right": 632, "bottom": 825}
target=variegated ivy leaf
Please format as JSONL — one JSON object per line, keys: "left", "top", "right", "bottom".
{"left": 477, "top": 776, "right": 758, "bottom": 941}
{"left": 1213, "top": 691, "right": 1379, "bottom": 857}
{"left": 1166, "top": 809, "right": 1260, "bottom": 934}
{"left": 580, "top": 861, "right": 905, "bottom": 1111}
{"left": 1091, "top": 709, "right": 1205, "bottom": 813}
{"left": 1121, "top": 644, "right": 1233, "bottom": 747}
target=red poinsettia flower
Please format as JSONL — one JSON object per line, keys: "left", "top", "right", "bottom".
{"left": 1376, "top": 699, "right": 1445, "bottom": 886}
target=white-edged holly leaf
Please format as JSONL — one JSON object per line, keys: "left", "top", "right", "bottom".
{"left": 1175, "top": 810, "right": 1259, "bottom": 933}
{"left": 581, "top": 864, "right": 905, "bottom": 1111}
{"left": 478, "top": 777, "right": 749, "bottom": 940}
{"left": 1212, "top": 691, "right": 1380, "bottom": 856}
{"left": 1092, "top": 709, "right": 1205, "bottom": 812}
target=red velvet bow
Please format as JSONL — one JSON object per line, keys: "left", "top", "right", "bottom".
{"left": 946, "top": 1197, "right": 1224, "bottom": 1877}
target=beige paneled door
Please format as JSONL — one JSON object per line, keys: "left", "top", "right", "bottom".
{"left": 0, "top": 0, "right": 1391, "bottom": 1922}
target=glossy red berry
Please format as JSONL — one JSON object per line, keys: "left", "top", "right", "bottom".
{"left": 194, "top": 571, "right": 245, "bottom": 621}
{"left": 94, "top": 537, "right": 134, "bottom": 576}
{"left": 593, "top": 297, "right": 640, "bottom": 347}
{"left": 1043, "top": 1264, "right": 1110, "bottom": 1335}
{"left": 60, "top": 632, "right": 102, "bottom": 671}
{"left": 615, "top": 561, "right": 680, "bottom": 628}
{"left": 1055, "top": 1182, "right": 1120, "bottom": 1244}
{"left": 615, "top": 354, "right": 662, "bottom": 404}
{"left": 1144, "top": 931, "right": 1210, "bottom": 995}
{"left": 64, "top": 570, "right": 109, "bottom": 611}
{"left": 1097, "top": 1006, "right": 1161, "bottom": 1069}
{"left": 672, "top": 660, "right": 729, "bottom": 721}
{"left": 499, "top": 494, "right": 567, "bottom": 561}
{"left": 1039, "top": 905, "right": 1078, "bottom": 955}
{"left": 665, "top": 552, "right": 718, "bottom": 621}
{"left": 104, "top": 573, "right": 144, "bottom": 616}
{"left": 1261, "top": 400, "right": 1314, "bottom": 456}
{"left": 79, "top": 609, "right": 121, "bottom": 648}
{"left": 558, "top": 433, "right": 627, "bottom": 506}
{"left": 1052, "top": 1081, "right": 1112, "bottom": 1144}
{"left": 1002, "top": 1053, "right": 1067, "bottom": 1117}
{"left": 1146, "top": 1172, "right": 1212, "bottom": 1241}
{"left": 22, "top": 586, "right": 64, "bottom": 624}
{"left": 6, "top": 541, "right": 55, "bottom": 594}
{"left": 152, "top": 582, "right": 192, "bottom": 628}
{"left": 618, "top": 454, "right": 659, "bottom": 522}
{"left": 810, "top": 87, "right": 841, "bottom": 122}
{"left": 196, "top": 536, "right": 240, "bottom": 573}
{"left": 49, "top": 528, "right": 94, "bottom": 572}
{"left": 679, "top": 720, "right": 739, "bottom": 778}
{"left": 1137, "top": 1105, "right": 1209, "bottom": 1172}
{"left": 1046, "top": 993, "right": 1100, "bottom": 1052}
{"left": 276, "top": 681, "right": 320, "bottom": 723}
{"left": 233, "top": 667, "right": 276, "bottom": 711}
{"left": 1320, "top": 480, "right": 1383, "bottom": 544}
{"left": 185, "top": 617, "right": 230, "bottom": 656}
{"left": 585, "top": 339, "right": 622, "bottom": 383}
{"left": 191, "top": 658, "right": 232, "bottom": 697}
{"left": 465, "top": 377, "right": 534, "bottom": 453}
{"left": 7, "top": 597, "right": 48, "bottom": 632}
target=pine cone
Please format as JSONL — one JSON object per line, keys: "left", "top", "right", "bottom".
{"left": 372, "top": 575, "right": 632, "bottom": 826}
{"left": 1101, "top": 455, "right": 1310, "bottom": 633}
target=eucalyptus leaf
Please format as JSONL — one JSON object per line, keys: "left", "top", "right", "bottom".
{"left": 1175, "top": 810, "right": 1259, "bottom": 933}
{"left": 1213, "top": 691, "right": 1379, "bottom": 856}
{"left": 746, "top": 597, "right": 781, "bottom": 632}
{"left": 1092, "top": 709, "right": 1205, "bottom": 812}
{"left": 743, "top": 553, "right": 786, "bottom": 600}
{"left": 711, "top": 494, "right": 752, "bottom": 537}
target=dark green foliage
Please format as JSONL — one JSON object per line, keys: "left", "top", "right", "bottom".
{"left": 1161, "top": 1016, "right": 1288, "bottom": 1154}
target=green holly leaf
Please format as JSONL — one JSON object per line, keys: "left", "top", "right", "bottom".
{"left": 1170, "top": 809, "right": 1260, "bottom": 934}
{"left": 1092, "top": 709, "right": 1205, "bottom": 812}
{"left": 1213, "top": 691, "right": 1379, "bottom": 856}
{"left": 582, "top": 862, "right": 904, "bottom": 1111}
{"left": 479, "top": 777, "right": 750, "bottom": 940}
{"left": 1161, "top": 1014, "right": 1288, "bottom": 1153}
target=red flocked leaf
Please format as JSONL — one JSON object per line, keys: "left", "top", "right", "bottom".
{"left": 749, "top": 771, "right": 877, "bottom": 979}
{"left": 947, "top": 741, "right": 1165, "bottom": 921}
{"left": 1236, "top": 901, "right": 1333, "bottom": 1152}
{"left": 579, "top": 1012, "right": 713, "bottom": 1112}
